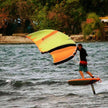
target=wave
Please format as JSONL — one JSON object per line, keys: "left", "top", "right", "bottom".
{"left": 96, "top": 91, "right": 108, "bottom": 95}
{"left": 66, "top": 93, "right": 78, "bottom": 96}
{"left": 0, "top": 79, "right": 65, "bottom": 88}
{"left": 36, "top": 80, "right": 66, "bottom": 85}
{"left": 0, "top": 91, "right": 19, "bottom": 96}
{"left": 0, "top": 79, "right": 35, "bottom": 88}
{"left": 0, "top": 91, "right": 11, "bottom": 96}
{"left": 0, "top": 80, "right": 8, "bottom": 86}
{"left": 11, "top": 80, "right": 34, "bottom": 88}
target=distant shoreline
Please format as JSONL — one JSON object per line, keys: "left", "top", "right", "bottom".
{"left": 0, "top": 35, "right": 33, "bottom": 44}
{"left": 0, "top": 34, "right": 85, "bottom": 44}
{"left": 1, "top": 34, "right": 106, "bottom": 44}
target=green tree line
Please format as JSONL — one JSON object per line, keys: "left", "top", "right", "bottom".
{"left": 0, "top": 0, "right": 108, "bottom": 38}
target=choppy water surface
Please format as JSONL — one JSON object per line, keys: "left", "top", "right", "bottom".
{"left": 0, "top": 42, "right": 108, "bottom": 108}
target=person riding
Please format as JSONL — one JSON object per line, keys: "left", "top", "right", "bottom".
{"left": 77, "top": 44, "right": 94, "bottom": 79}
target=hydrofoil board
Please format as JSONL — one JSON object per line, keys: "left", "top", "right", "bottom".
{"left": 68, "top": 77, "right": 100, "bottom": 85}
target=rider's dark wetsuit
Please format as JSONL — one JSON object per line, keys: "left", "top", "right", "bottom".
{"left": 78, "top": 47, "right": 88, "bottom": 72}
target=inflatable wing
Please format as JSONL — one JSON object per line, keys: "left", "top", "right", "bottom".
{"left": 27, "top": 29, "right": 77, "bottom": 65}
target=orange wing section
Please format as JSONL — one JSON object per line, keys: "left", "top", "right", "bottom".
{"left": 50, "top": 46, "right": 76, "bottom": 64}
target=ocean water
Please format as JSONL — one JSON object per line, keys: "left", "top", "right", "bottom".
{"left": 0, "top": 42, "right": 108, "bottom": 108}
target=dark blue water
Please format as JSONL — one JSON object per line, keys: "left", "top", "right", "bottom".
{"left": 0, "top": 42, "right": 108, "bottom": 108}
